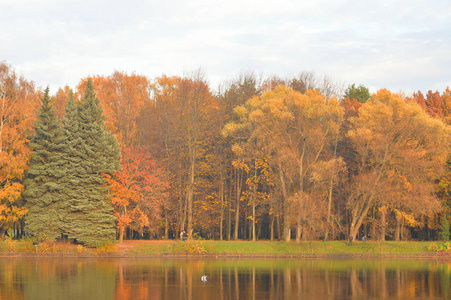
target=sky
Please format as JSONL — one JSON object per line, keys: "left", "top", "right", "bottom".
{"left": 1, "top": 0, "right": 450, "bottom": 95}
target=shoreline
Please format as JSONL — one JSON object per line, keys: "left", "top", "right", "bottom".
{"left": 1, "top": 240, "right": 450, "bottom": 259}
{"left": 0, "top": 252, "right": 449, "bottom": 259}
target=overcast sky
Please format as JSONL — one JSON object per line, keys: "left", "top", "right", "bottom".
{"left": 1, "top": 0, "right": 450, "bottom": 95}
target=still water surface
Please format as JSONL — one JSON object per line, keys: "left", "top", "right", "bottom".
{"left": 0, "top": 257, "right": 449, "bottom": 299}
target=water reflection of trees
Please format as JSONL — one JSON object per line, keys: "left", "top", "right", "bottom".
{"left": 0, "top": 259, "right": 449, "bottom": 299}
{"left": 0, "top": 259, "right": 116, "bottom": 300}
{"left": 111, "top": 259, "right": 451, "bottom": 299}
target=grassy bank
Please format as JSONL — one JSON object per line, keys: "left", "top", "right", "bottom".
{"left": 125, "top": 240, "right": 451, "bottom": 257}
{"left": 0, "top": 239, "right": 450, "bottom": 258}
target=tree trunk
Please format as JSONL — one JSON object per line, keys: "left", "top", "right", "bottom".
{"left": 180, "top": 159, "right": 187, "bottom": 233}
{"left": 270, "top": 211, "right": 274, "bottom": 241}
{"left": 219, "top": 172, "right": 224, "bottom": 241}
{"left": 278, "top": 160, "right": 291, "bottom": 242}
{"left": 324, "top": 181, "right": 334, "bottom": 242}
{"left": 302, "top": 224, "right": 308, "bottom": 241}
{"left": 227, "top": 186, "right": 231, "bottom": 240}
{"left": 395, "top": 212, "right": 400, "bottom": 241}
{"left": 401, "top": 217, "right": 405, "bottom": 241}
{"left": 234, "top": 168, "right": 243, "bottom": 240}
{"left": 187, "top": 143, "right": 195, "bottom": 240}
{"left": 324, "top": 131, "right": 339, "bottom": 241}
{"left": 119, "top": 226, "right": 125, "bottom": 243}
{"left": 164, "top": 212, "right": 169, "bottom": 239}
{"left": 244, "top": 201, "right": 248, "bottom": 240}
{"left": 371, "top": 208, "right": 376, "bottom": 240}
{"left": 252, "top": 163, "right": 257, "bottom": 241}
{"left": 296, "top": 219, "right": 302, "bottom": 243}
{"left": 296, "top": 146, "right": 306, "bottom": 244}
{"left": 380, "top": 207, "right": 386, "bottom": 241}
{"left": 349, "top": 191, "right": 379, "bottom": 240}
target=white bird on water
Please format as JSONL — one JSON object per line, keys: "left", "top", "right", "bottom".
{"left": 201, "top": 275, "right": 207, "bottom": 282}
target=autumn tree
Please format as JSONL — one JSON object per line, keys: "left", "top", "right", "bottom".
{"left": 53, "top": 85, "right": 73, "bottom": 119}
{"left": 442, "top": 87, "right": 451, "bottom": 125}
{"left": 0, "top": 62, "right": 40, "bottom": 235}
{"left": 239, "top": 157, "right": 275, "bottom": 241}
{"left": 139, "top": 75, "right": 181, "bottom": 238}
{"left": 411, "top": 90, "right": 445, "bottom": 121}
{"left": 106, "top": 146, "right": 169, "bottom": 242}
{"left": 24, "top": 88, "right": 66, "bottom": 240}
{"left": 143, "top": 72, "right": 219, "bottom": 240}
{"left": 180, "top": 72, "right": 218, "bottom": 239}
{"left": 346, "top": 89, "right": 450, "bottom": 240}
{"left": 78, "top": 71, "right": 151, "bottom": 147}
{"left": 225, "top": 86, "right": 343, "bottom": 242}
{"left": 333, "top": 93, "right": 364, "bottom": 239}
{"left": 219, "top": 73, "right": 260, "bottom": 240}
{"left": 412, "top": 88, "right": 451, "bottom": 239}
{"left": 344, "top": 84, "right": 371, "bottom": 103}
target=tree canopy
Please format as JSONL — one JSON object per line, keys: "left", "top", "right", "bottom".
{"left": 2, "top": 61, "right": 451, "bottom": 244}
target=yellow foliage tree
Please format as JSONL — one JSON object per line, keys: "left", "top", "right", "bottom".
{"left": 346, "top": 89, "right": 451, "bottom": 239}
{"left": 225, "top": 86, "right": 343, "bottom": 242}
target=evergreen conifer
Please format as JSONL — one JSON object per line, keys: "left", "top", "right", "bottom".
{"left": 59, "top": 91, "right": 82, "bottom": 240}
{"left": 24, "top": 88, "right": 65, "bottom": 240}
{"left": 62, "top": 80, "right": 120, "bottom": 246}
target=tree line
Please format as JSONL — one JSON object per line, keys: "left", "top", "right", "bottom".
{"left": 1, "top": 62, "right": 450, "bottom": 244}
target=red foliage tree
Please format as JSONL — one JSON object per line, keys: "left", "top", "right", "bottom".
{"left": 106, "top": 147, "right": 169, "bottom": 242}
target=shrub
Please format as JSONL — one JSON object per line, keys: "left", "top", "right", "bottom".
{"left": 38, "top": 242, "right": 64, "bottom": 252}
{"left": 96, "top": 241, "right": 118, "bottom": 253}
{"left": 428, "top": 243, "right": 438, "bottom": 252}
{"left": 428, "top": 242, "right": 451, "bottom": 253}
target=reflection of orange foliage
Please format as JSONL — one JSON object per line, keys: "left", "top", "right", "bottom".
{"left": 114, "top": 261, "right": 162, "bottom": 300}
{"left": 0, "top": 257, "right": 449, "bottom": 299}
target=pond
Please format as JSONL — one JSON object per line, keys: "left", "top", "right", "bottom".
{"left": 0, "top": 257, "right": 449, "bottom": 299}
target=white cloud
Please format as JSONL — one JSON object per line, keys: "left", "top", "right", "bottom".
{"left": 1, "top": 0, "right": 450, "bottom": 94}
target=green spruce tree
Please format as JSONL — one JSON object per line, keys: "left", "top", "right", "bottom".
{"left": 344, "top": 83, "right": 371, "bottom": 103}
{"left": 63, "top": 79, "right": 120, "bottom": 246}
{"left": 59, "top": 91, "right": 82, "bottom": 240}
{"left": 24, "top": 88, "right": 66, "bottom": 241}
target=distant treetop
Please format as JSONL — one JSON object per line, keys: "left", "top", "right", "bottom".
{"left": 344, "top": 83, "right": 371, "bottom": 103}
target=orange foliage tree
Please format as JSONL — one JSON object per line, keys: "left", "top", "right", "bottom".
{"left": 77, "top": 71, "right": 151, "bottom": 147}
{"left": 0, "top": 63, "right": 40, "bottom": 234}
{"left": 106, "top": 146, "right": 169, "bottom": 242}
{"left": 144, "top": 73, "right": 219, "bottom": 239}
{"left": 346, "top": 89, "right": 451, "bottom": 240}
{"left": 411, "top": 90, "right": 444, "bottom": 119}
{"left": 52, "top": 85, "right": 73, "bottom": 119}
